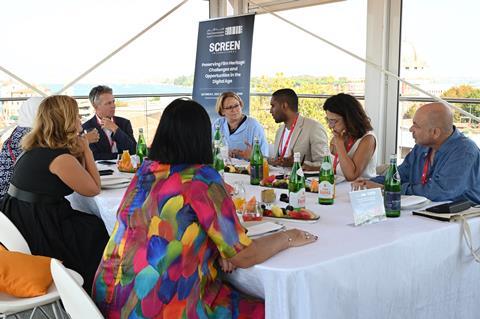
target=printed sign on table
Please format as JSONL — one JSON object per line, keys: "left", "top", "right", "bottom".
{"left": 349, "top": 188, "right": 386, "bottom": 226}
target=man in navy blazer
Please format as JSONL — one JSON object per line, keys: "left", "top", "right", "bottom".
{"left": 83, "top": 85, "right": 136, "bottom": 160}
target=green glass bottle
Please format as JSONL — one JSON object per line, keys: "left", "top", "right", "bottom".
{"left": 318, "top": 154, "right": 334, "bottom": 205}
{"left": 136, "top": 128, "right": 148, "bottom": 164}
{"left": 250, "top": 137, "right": 263, "bottom": 185}
{"left": 384, "top": 154, "right": 401, "bottom": 217}
{"left": 213, "top": 139, "right": 225, "bottom": 176}
{"left": 289, "top": 152, "right": 306, "bottom": 209}
{"left": 213, "top": 124, "right": 222, "bottom": 148}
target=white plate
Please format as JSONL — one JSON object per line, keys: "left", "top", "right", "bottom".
{"left": 101, "top": 182, "right": 130, "bottom": 190}
{"left": 401, "top": 195, "right": 429, "bottom": 209}
{"left": 101, "top": 176, "right": 131, "bottom": 187}
{"left": 263, "top": 216, "right": 320, "bottom": 224}
{"left": 245, "top": 221, "right": 285, "bottom": 237}
{"left": 306, "top": 175, "right": 346, "bottom": 184}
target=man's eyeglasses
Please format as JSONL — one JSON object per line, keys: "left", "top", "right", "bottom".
{"left": 223, "top": 103, "right": 241, "bottom": 111}
{"left": 325, "top": 117, "right": 342, "bottom": 126}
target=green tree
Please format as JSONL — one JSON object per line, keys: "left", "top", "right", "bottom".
{"left": 403, "top": 103, "right": 419, "bottom": 119}
{"left": 173, "top": 75, "right": 194, "bottom": 87}
{"left": 249, "top": 73, "right": 349, "bottom": 143}
{"left": 441, "top": 85, "right": 480, "bottom": 124}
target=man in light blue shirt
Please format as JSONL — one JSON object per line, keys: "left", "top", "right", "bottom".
{"left": 355, "top": 102, "right": 480, "bottom": 204}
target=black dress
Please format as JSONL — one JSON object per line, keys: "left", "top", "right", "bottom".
{"left": 0, "top": 147, "right": 109, "bottom": 293}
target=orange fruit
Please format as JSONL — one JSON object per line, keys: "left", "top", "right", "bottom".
{"left": 245, "top": 196, "right": 256, "bottom": 212}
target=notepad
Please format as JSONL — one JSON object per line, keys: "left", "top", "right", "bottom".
{"left": 412, "top": 207, "right": 480, "bottom": 222}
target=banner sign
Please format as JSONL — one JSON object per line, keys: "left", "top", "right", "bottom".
{"left": 192, "top": 14, "right": 255, "bottom": 119}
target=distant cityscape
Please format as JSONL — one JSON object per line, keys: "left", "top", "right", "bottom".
{"left": 1, "top": 44, "right": 479, "bottom": 149}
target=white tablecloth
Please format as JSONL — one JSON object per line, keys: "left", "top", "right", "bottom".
{"left": 67, "top": 172, "right": 480, "bottom": 319}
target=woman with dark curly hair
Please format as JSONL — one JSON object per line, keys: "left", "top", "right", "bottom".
{"left": 323, "top": 93, "right": 377, "bottom": 181}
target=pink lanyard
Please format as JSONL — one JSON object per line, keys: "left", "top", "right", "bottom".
{"left": 421, "top": 149, "right": 432, "bottom": 185}
{"left": 278, "top": 116, "right": 298, "bottom": 159}
{"left": 97, "top": 117, "right": 115, "bottom": 149}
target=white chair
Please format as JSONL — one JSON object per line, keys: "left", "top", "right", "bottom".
{"left": 50, "top": 259, "right": 103, "bottom": 319}
{"left": 0, "top": 210, "right": 30, "bottom": 254}
{"left": 0, "top": 211, "right": 83, "bottom": 319}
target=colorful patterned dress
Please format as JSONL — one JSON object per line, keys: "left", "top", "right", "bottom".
{"left": 92, "top": 161, "right": 264, "bottom": 319}
{"left": 0, "top": 126, "right": 30, "bottom": 198}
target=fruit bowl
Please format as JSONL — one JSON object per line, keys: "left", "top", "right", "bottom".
{"left": 117, "top": 151, "right": 137, "bottom": 173}
{"left": 260, "top": 175, "right": 318, "bottom": 193}
{"left": 224, "top": 164, "right": 249, "bottom": 174}
{"left": 117, "top": 165, "right": 137, "bottom": 173}
{"left": 262, "top": 205, "right": 320, "bottom": 221}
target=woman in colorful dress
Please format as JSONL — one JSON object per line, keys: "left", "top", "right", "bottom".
{"left": 0, "top": 97, "right": 43, "bottom": 199}
{"left": 93, "top": 98, "right": 317, "bottom": 319}
{"left": 323, "top": 93, "right": 377, "bottom": 181}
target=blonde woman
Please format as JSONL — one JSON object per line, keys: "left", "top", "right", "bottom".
{"left": 211, "top": 92, "right": 268, "bottom": 159}
{"left": 0, "top": 95, "right": 109, "bottom": 292}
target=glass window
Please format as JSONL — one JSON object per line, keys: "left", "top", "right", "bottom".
{"left": 0, "top": 0, "right": 208, "bottom": 144}
{"left": 398, "top": 0, "right": 480, "bottom": 157}
{"left": 250, "top": 0, "right": 367, "bottom": 143}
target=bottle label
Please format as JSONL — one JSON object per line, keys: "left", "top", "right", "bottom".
{"left": 251, "top": 164, "right": 263, "bottom": 181}
{"left": 220, "top": 145, "right": 229, "bottom": 159}
{"left": 321, "top": 162, "right": 332, "bottom": 170}
{"left": 296, "top": 167, "right": 304, "bottom": 177}
{"left": 289, "top": 188, "right": 306, "bottom": 208}
{"left": 393, "top": 172, "right": 401, "bottom": 182}
{"left": 384, "top": 191, "right": 401, "bottom": 211}
{"left": 318, "top": 181, "right": 334, "bottom": 199}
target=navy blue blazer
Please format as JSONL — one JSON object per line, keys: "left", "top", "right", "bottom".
{"left": 82, "top": 115, "right": 136, "bottom": 160}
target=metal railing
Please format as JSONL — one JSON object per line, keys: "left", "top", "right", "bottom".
{"left": 3, "top": 93, "right": 479, "bottom": 104}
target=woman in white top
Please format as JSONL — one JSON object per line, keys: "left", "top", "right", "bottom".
{"left": 323, "top": 93, "right": 377, "bottom": 181}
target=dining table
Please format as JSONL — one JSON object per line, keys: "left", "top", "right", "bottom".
{"left": 67, "top": 166, "right": 480, "bottom": 319}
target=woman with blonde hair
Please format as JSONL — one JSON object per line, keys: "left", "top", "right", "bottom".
{"left": 0, "top": 95, "right": 109, "bottom": 292}
{"left": 212, "top": 92, "right": 268, "bottom": 159}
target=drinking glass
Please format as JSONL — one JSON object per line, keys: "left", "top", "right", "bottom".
{"left": 232, "top": 181, "right": 246, "bottom": 214}
{"left": 243, "top": 201, "right": 263, "bottom": 222}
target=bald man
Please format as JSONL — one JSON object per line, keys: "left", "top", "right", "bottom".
{"left": 354, "top": 102, "right": 480, "bottom": 204}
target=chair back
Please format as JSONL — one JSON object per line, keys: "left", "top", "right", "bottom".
{"left": 0, "top": 211, "right": 30, "bottom": 253}
{"left": 50, "top": 259, "right": 103, "bottom": 319}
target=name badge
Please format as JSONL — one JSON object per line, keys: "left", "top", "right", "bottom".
{"left": 349, "top": 188, "right": 386, "bottom": 226}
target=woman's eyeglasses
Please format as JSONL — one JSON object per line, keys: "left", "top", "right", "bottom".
{"left": 223, "top": 103, "right": 241, "bottom": 111}
{"left": 325, "top": 117, "right": 341, "bottom": 126}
